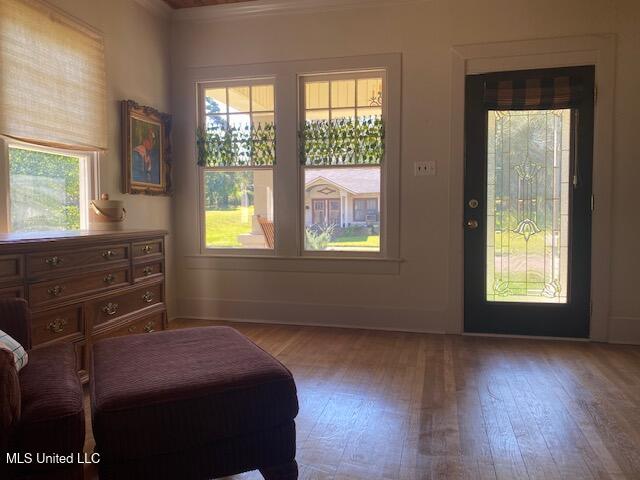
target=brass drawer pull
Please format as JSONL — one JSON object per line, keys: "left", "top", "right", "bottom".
{"left": 103, "top": 273, "right": 116, "bottom": 284}
{"left": 142, "top": 266, "right": 154, "bottom": 276}
{"left": 47, "top": 318, "right": 68, "bottom": 334}
{"left": 102, "top": 250, "right": 116, "bottom": 259}
{"left": 142, "top": 245, "right": 153, "bottom": 254}
{"left": 128, "top": 325, "right": 138, "bottom": 333}
{"left": 142, "top": 291, "right": 154, "bottom": 304}
{"left": 144, "top": 321, "right": 155, "bottom": 333}
{"left": 44, "top": 256, "right": 62, "bottom": 267}
{"left": 102, "top": 302, "right": 119, "bottom": 316}
{"left": 47, "top": 285, "right": 64, "bottom": 297}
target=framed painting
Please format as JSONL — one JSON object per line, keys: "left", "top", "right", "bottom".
{"left": 121, "top": 100, "right": 172, "bottom": 195}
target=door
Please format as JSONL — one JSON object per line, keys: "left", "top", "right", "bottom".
{"left": 328, "top": 199, "right": 341, "bottom": 226}
{"left": 464, "top": 66, "right": 594, "bottom": 337}
{"left": 312, "top": 199, "right": 341, "bottom": 226}
{"left": 312, "top": 199, "right": 326, "bottom": 225}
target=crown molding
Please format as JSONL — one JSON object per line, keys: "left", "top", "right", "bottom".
{"left": 172, "top": 0, "right": 429, "bottom": 23}
{"left": 133, "top": 0, "right": 172, "bottom": 19}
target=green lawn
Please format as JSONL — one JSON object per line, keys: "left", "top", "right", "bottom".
{"left": 205, "top": 206, "right": 254, "bottom": 248}
{"left": 206, "top": 206, "right": 380, "bottom": 251}
{"left": 328, "top": 235, "right": 380, "bottom": 249}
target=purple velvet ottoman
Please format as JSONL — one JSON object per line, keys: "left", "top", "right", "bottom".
{"left": 90, "top": 326, "right": 299, "bottom": 480}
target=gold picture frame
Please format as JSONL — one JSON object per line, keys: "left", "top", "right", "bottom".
{"left": 121, "top": 100, "right": 172, "bottom": 195}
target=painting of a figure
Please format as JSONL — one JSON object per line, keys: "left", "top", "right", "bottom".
{"left": 131, "top": 117, "right": 161, "bottom": 185}
{"left": 121, "top": 100, "right": 171, "bottom": 195}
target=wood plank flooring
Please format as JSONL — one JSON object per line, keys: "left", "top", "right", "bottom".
{"left": 84, "top": 320, "right": 640, "bottom": 479}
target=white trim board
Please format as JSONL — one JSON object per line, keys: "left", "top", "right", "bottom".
{"left": 161, "top": 0, "right": 429, "bottom": 23}
{"left": 448, "top": 35, "right": 616, "bottom": 342}
{"left": 177, "top": 296, "right": 446, "bottom": 333}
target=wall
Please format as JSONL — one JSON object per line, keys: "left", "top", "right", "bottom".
{"left": 49, "top": 0, "right": 175, "bottom": 315}
{"left": 169, "top": 0, "right": 640, "bottom": 341}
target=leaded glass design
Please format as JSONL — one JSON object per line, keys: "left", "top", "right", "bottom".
{"left": 486, "top": 109, "right": 571, "bottom": 303}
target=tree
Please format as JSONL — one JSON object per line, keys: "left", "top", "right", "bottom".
{"left": 9, "top": 147, "right": 80, "bottom": 231}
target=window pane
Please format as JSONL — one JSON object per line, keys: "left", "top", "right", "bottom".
{"left": 304, "top": 166, "right": 380, "bottom": 252}
{"left": 332, "top": 109, "right": 355, "bottom": 120}
{"left": 206, "top": 114, "right": 228, "bottom": 132}
{"left": 306, "top": 109, "right": 330, "bottom": 121}
{"left": 252, "top": 112, "right": 274, "bottom": 129}
{"left": 200, "top": 81, "right": 275, "bottom": 168}
{"left": 228, "top": 114, "right": 252, "bottom": 165}
{"left": 486, "top": 110, "right": 571, "bottom": 303}
{"left": 204, "top": 170, "right": 274, "bottom": 249}
{"left": 252, "top": 85, "right": 274, "bottom": 112}
{"left": 357, "top": 78, "right": 383, "bottom": 107}
{"left": 9, "top": 147, "right": 81, "bottom": 232}
{"left": 205, "top": 88, "right": 227, "bottom": 114}
{"left": 331, "top": 80, "right": 356, "bottom": 108}
{"left": 306, "top": 82, "right": 329, "bottom": 109}
{"left": 228, "top": 86, "right": 251, "bottom": 112}
{"left": 357, "top": 107, "right": 382, "bottom": 119}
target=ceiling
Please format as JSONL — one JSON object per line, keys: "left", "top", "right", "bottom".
{"left": 163, "top": 0, "right": 258, "bottom": 8}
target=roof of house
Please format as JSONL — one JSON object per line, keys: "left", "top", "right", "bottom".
{"left": 305, "top": 167, "right": 380, "bottom": 195}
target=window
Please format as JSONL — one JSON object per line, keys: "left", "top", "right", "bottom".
{"left": 198, "top": 80, "right": 275, "bottom": 249}
{"left": 353, "top": 198, "right": 378, "bottom": 222}
{"left": 301, "top": 73, "right": 384, "bottom": 253}
{"left": 0, "top": 0, "right": 106, "bottom": 233}
{"left": 3, "top": 143, "right": 96, "bottom": 232}
{"left": 195, "top": 55, "right": 399, "bottom": 262}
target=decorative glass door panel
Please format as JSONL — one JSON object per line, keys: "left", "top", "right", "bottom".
{"left": 486, "top": 110, "right": 571, "bottom": 303}
{"left": 464, "top": 66, "right": 594, "bottom": 338}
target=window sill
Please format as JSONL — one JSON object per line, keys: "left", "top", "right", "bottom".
{"left": 184, "top": 254, "right": 403, "bottom": 275}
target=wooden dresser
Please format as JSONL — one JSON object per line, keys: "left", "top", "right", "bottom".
{"left": 0, "top": 230, "right": 167, "bottom": 381}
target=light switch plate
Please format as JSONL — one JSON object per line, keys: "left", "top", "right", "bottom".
{"left": 415, "top": 160, "right": 436, "bottom": 176}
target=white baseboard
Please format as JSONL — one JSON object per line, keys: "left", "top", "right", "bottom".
{"left": 176, "top": 297, "right": 446, "bottom": 334}
{"left": 608, "top": 316, "right": 640, "bottom": 345}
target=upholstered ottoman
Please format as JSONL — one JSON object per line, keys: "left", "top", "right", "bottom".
{"left": 90, "top": 326, "right": 299, "bottom": 480}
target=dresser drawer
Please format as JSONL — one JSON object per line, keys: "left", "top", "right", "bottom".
{"left": 0, "top": 255, "right": 23, "bottom": 285}
{"left": 97, "top": 312, "right": 164, "bottom": 340}
{"left": 132, "top": 238, "right": 163, "bottom": 259}
{"left": 133, "top": 260, "right": 164, "bottom": 282}
{"left": 90, "top": 282, "right": 163, "bottom": 330}
{"left": 31, "top": 304, "right": 83, "bottom": 346}
{"left": 0, "top": 285, "right": 24, "bottom": 299}
{"left": 29, "top": 267, "right": 130, "bottom": 307}
{"left": 27, "top": 244, "right": 129, "bottom": 278}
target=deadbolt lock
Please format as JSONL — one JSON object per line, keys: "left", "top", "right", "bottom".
{"left": 468, "top": 199, "right": 479, "bottom": 209}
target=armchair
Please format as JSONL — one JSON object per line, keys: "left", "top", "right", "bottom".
{"left": 0, "top": 298, "right": 85, "bottom": 480}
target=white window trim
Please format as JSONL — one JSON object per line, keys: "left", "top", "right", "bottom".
{"left": 193, "top": 54, "right": 401, "bottom": 265}
{"left": 0, "top": 137, "right": 100, "bottom": 233}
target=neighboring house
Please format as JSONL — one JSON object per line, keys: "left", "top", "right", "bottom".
{"left": 304, "top": 168, "right": 380, "bottom": 228}
{"left": 239, "top": 167, "right": 379, "bottom": 248}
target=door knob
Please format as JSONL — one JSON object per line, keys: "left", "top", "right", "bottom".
{"left": 466, "top": 219, "right": 479, "bottom": 230}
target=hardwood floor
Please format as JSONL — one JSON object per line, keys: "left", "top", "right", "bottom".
{"left": 84, "top": 320, "right": 640, "bottom": 479}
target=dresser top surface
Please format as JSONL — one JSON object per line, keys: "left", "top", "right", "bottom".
{"left": 0, "top": 229, "right": 167, "bottom": 249}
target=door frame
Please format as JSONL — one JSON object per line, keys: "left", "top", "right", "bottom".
{"left": 449, "top": 35, "right": 616, "bottom": 340}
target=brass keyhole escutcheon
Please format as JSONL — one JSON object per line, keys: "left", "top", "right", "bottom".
{"left": 468, "top": 199, "right": 479, "bottom": 209}
{"left": 466, "top": 219, "right": 479, "bottom": 230}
